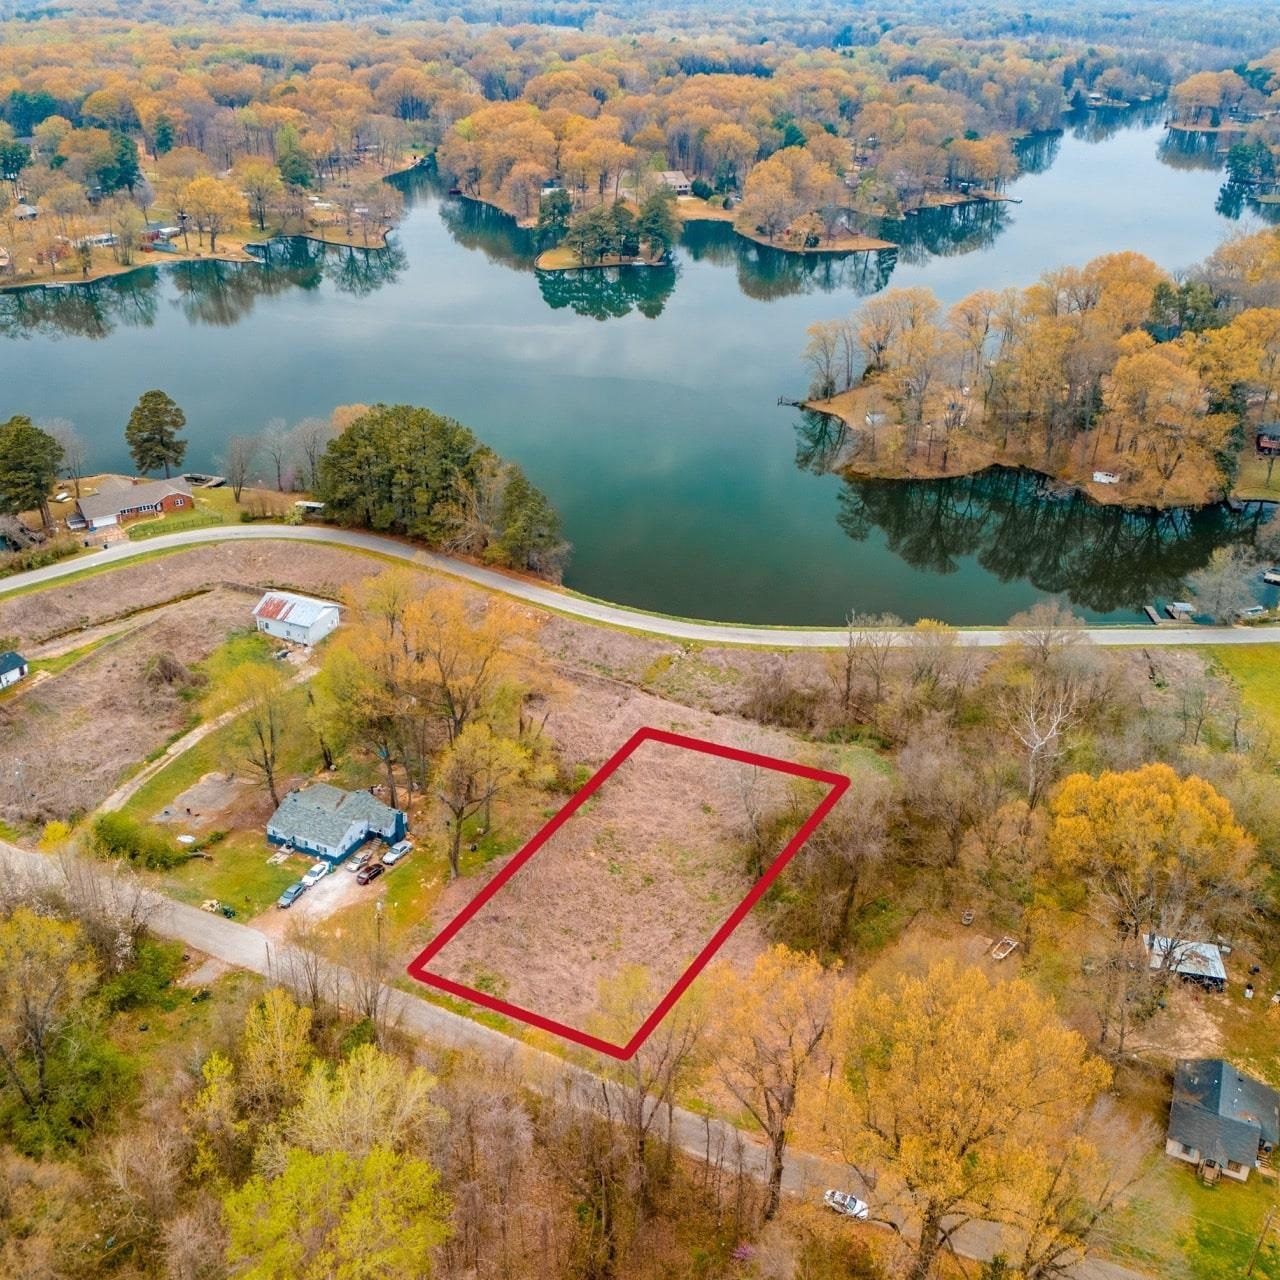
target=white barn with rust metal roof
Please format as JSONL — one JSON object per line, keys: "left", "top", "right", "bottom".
{"left": 251, "top": 591, "right": 340, "bottom": 647}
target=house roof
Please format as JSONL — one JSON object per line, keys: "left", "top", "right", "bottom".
{"left": 1168, "top": 1059, "right": 1280, "bottom": 1165}
{"left": 658, "top": 170, "right": 690, "bottom": 183}
{"left": 252, "top": 591, "right": 339, "bottom": 629}
{"left": 0, "top": 651, "right": 26, "bottom": 677}
{"left": 77, "top": 475, "right": 192, "bottom": 522}
{"left": 267, "top": 783, "right": 402, "bottom": 853}
{"left": 1145, "top": 934, "right": 1227, "bottom": 982}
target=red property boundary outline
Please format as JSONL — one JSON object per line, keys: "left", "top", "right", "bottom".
{"left": 407, "top": 726, "right": 849, "bottom": 1060}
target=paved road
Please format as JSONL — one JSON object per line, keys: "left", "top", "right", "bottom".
{"left": 0, "top": 838, "right": 1149, "bottom": 1279}
{"left": 2, "top": 523, "right": 1276, "bottom": 649}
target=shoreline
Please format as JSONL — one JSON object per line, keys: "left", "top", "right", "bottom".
{"left": 533, "top": 246, "right": 669, "bottom": 271}
{"left": 800, "top": 397, "right": 1263, "bottom": 513}
{"left": 0, "top": 154, "right": 426, "bottom": 296}
{"left": 0, "top": 225, "right": 397, "bottom": 296}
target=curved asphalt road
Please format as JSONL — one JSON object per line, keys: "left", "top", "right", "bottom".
{"left": 2, "top": 523, "right": 1275, "bottom": 648}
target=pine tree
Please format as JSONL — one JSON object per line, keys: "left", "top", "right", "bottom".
{"left": 0, "top": 416, "right": 63, "bottom": 529}
{"left": 124, "top": 390, "right": 187, "bottom": 478}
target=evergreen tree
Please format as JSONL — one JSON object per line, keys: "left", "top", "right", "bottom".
{"left": 276, "top": 124, "right": 313, "bottom": 188}
{"left": 107, "top": 131, "right": 140, "bottom": 193}
{"left": 317, "top": 404, "right": 568, "bottom": 577}
{"left": 637, "top": 188, "right": 680, "bottom": 260}
{"left": 563, "top": 205, "right": 612, "bottom": 265}
{"left": 124, "top": 390, "right": 187, "bottom": 478}
{"left": 0, "top": 416, "right": 63, "bottom": 530}
{"left": 152, "top": 115, "right": 175, "bottom": 156}
{"left": 536, "top": 188, "right": 572, "bottom": 244}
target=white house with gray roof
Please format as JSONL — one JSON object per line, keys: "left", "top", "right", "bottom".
{"left": 252, "top": 591, "right": 341, "bottom": 647}
{"left": 266, "top": 783, "right": 406, "bottom": 862}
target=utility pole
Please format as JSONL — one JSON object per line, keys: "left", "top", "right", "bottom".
{"left": 1247, "top": 1203, "right": 1277, "bottom": 1276}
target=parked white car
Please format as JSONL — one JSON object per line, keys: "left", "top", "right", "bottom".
{"left": 301, "top": 861, "right": 330, "bottom": 887}
{"left": 823, "top": 1190, "right": 869, "bottom": 1220}
{"left": 346, "top": 849, "right": 373, "bottom": 873}
{"left": 382, "top": 840, "right": 413, "bottom": 866}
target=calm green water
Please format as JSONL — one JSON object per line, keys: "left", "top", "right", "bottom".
{"left": 1, "top": 108, "right": 1273, "bottom": 624}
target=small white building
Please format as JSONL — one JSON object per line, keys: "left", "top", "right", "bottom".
{"left": 657, "top": 170, "right": 693, "bottom": 195}
{"left": 0, "top": 651, "right": 28, "bottom": 690}
{"left": 252, "top": 591, "right": 340, "bottom": 647}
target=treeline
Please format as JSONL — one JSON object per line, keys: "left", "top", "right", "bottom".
{"left": 317, "top": 403, "right": 570, "bottom": 579}
{"left": 803, "top": 225, "right": 1280, "bottom": 506}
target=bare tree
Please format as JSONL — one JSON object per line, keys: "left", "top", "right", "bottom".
{"left": 289, "top": 417, "right": 335, "bottom": 491}
{"left": 1009, "top": 600, "right": 1086, "bottom": 672}
{"left": 55, "top": 851, "right": 160, "bottom": 973}
{"left": 340, "top": 905, "right": 395, "bottom": 1043}
{"left": 274, "top": 914, "right": 341, "bottom": 1015}
{"left": 825, "top": 610, "right": 901, "bottom": 724}
{"left": 259, "top": 417, "right": 294, "bottom": 492}
{"left": 1000, "top": 672, "right": 1081, "bottom": 809}
{"left": 43, "top": 418, "right": 88, "bottom": 499}
{"left": 219, "top": 433, "right": 260, "bottom": 503}
{"left": 1188, "top": 546, "right": 1259, "bottom": 623}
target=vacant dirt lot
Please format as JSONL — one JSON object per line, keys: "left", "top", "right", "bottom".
{"left": 0, "top": 541, "right": 814, "bottom": 714}
{"left": 422, "top": 689, "right": 829, "bottom": 1035}
{"left": 0, "top": 588, "right": 256, "bottom": 824}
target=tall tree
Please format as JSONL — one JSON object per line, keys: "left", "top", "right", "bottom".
{"left": 218, "top": 662, "right": 295, "bottom": 806}
{"left": 803, "top": 959, "right": 1110, "bottom": 1280}
{"left": 182, "top": 174, "right": 247, "bottom": 252}
{"left": 0, "top": 416, "right": 63, "bottom": 529}
{"left": 704, "top": 945, "right": 835, "bottom": 1220}
{"left": 219, "top": 433, "right": 260, "bottom": 503}
{"left": 1048, "top": 763, "right": 1257, "bottom": 946}
{"left": 43, "top": 418, "right": 86, "bottom": 499}
{"left": 124, "top": 390, "right": 187, "bottom": 478}
{"left": 435, "top": 723, "right": 529, "bottom": 878}
{"left": 0, "top": 908, "right": 96, "bottom": 1114}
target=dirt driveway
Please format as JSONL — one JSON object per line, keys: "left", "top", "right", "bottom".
{"left": 252, "top": 857, "right": 384, "bottom": 941}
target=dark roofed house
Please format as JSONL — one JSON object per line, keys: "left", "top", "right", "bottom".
{"left": 266, "top": 783, "right": 406, "bottom": 863}
{"left": 0, "top": 651, "right": 28, "bottom": 691}
{"left": 1166, "top": 1058, "right": 1279, "bottom": 1183}
{"left": 73, "top": 475, "right": 194, "bottom": 532}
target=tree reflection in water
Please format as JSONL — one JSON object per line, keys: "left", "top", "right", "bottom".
{"left": 437, "top": 194, "right": 540, "bottom": 270}
{"left": 537, "top": 264, "right": 676, "bottom": 319}
{"left": 0, "top": 236, "right": 407, "bottom": 339}
{"left": 0, "top": 270, "right": 160, "bottom": 340}
{"left": 871, "top": 201, "right": 1009, "bottom": 268}
{"left": 833, "top": 465, "right": 1269, "bottom": 616}
{"left": 680, "top": 220, "right": 895, "bottom": 300}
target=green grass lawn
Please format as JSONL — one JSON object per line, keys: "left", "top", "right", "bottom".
{"left": 1207, "top": 646, "right": 1280, "bottom": 744}
{"left": 1234, "top": 450, "right": 1280, "bottom": 502}
{"left": 193, "top": 628, "right": 276, "bottom": 700}
{"left": 127, "top": 510, "right": 225, "bottom": 541}
{"left": 122, "top": 684, "right": 318, "bottom": 822}
{"left": 158, "top": 830, "right": 299, "bottom": 916}
{"left": 1110, "top": 1159, "right": 1280, "bottom": 1280}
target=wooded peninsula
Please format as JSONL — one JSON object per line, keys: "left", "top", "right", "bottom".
{"left": 802, "top": 226, "right": 1280, "bottom": 510}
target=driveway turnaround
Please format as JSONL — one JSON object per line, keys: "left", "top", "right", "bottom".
{"left": 2, "top": 522, "right": 1276, "bottom": 649}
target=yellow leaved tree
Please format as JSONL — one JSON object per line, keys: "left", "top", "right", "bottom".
{"left": 800, "top": 959, "right": 1109, "bottom": 1280}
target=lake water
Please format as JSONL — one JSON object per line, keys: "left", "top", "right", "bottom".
{"left": 2, "top": 107, "right": 1273, "bottom": 625}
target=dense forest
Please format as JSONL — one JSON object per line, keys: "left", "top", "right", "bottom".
{"left": 4, "top": 0, "right": 1280, "bottom": 282}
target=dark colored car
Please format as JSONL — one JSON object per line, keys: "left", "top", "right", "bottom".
{"left": 276, "top": 881, "right": 306, "bottom": 909}
{"left": 356, "top": 862, "right": 384, "bottom": 885}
